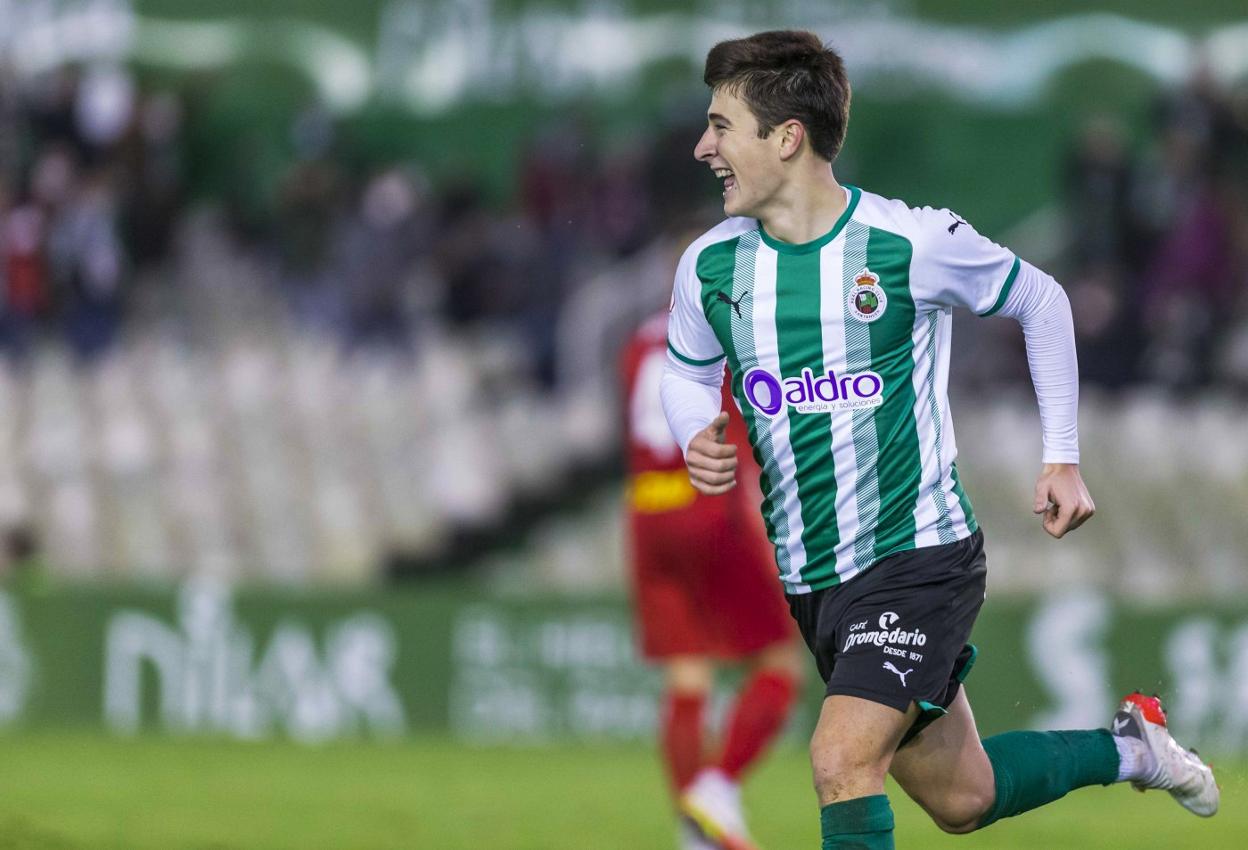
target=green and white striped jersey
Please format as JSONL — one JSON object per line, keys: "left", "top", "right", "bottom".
{"left": 667, "top": 185, "right": 1020, "bottom": 594}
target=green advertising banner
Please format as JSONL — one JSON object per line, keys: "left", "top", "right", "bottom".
{"left": 0, "top": 582, "right": 1246, "bottom": 755}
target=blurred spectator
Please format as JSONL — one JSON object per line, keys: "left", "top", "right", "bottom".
{"left": 1061, "top": 116, "right": 1144, "bottom": 389}
{"left": 25, "top": 68, "right": 85, "bottom": 158}
{"left": 276, "top": 157, "right": 344, "bottom": 330}
{"left": 0, "top": 184, "right": 50, "bottom": 360}
{"left": 337, "top": 168, "right": 431, "bottom": 349}
{"left": 435, "top": 178, "right": 506, "bottom": 327}
{"left": 591, "top": 138, "right": 652, "bottom": 257}
{"left": 119, "top": 92, "right": 186, "bottom": 270}
{"left": 46, "top": 164, "right": 126, "bottom": 361}
{"left": 0, "top": 63, "right": 23, "bottom": 187}
{"left": 73, "top": 65, "right": 136, "bottom": 163}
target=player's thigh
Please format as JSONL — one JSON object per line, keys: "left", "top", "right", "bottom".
{"left": 889, "top": 688, "right": 995, "bottom": 832}
{"left": 810, "top": 693, "right": 918, "bottom": 805}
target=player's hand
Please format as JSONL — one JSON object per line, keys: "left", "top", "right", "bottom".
{"left": 1033, "top": 463, "right": 1095, "bottom": 539}
{"left": 685, "top": 412, "right": 737, "bottom": 496}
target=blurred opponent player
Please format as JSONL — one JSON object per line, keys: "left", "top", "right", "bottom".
{"left": 661, "top": 30, "right": 1218, "bottom": 850}
{"left": 622, "top": 309, "right": 803, "bottom": 850}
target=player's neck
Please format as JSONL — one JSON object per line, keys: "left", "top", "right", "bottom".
{"left": 757, "top": 168, "right": 847, "bottom": 246}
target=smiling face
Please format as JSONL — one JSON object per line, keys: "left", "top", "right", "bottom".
{"left": 693, "top": 87, "right": 786, "bottom": 219}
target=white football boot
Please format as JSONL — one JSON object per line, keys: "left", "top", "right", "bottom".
{"left": 1111, "top": 692, "right": 1219, "bottom": 817}
{"left": 679, "top": 768, "right": 760, "bottom": 850}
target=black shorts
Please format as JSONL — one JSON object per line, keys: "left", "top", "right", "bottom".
{"left": 788, "top": 530, "right": 987, "bottom": 745}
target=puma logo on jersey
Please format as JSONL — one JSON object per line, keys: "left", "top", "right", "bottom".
{"left": 883, "top": 662, "right": 913, "bottom": 688}
{"left": 947, "top": 214, "right": 969, "bottom": 234}
{"left": 715, "top": 289, "right": 749, "bottom": 319}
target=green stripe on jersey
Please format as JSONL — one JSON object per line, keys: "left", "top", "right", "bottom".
{"left": 711, "top": 233, "right": 791, "bottom": 581}
{"left": 980, "top": 255, "right": 1021, "bottom": 316}
{"left": 951, "top": 461, "right": 978, "bottom": 533}
{"left": 666, "top": 340, "right": 724, "bottom": 366}
{"left": 863, "top": 227, "right": 921, "bottom": 562}
{"left": 697, "top": 237, "right": 742, "bottom": 364}
{"left": 775, "top": 249, "right": 839, "bottom": 582}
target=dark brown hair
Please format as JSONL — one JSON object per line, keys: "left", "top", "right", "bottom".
{"left": 703, "top": 30, "right": 851, "bottom": 163}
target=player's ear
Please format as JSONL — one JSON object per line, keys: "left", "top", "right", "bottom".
{"left": 777, "top": 120, "right": 805, "bottom": 161}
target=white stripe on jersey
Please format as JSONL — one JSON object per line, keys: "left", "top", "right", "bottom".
{"left": 909, "top": 309, "right": 948, "bottom": 547}
{"left": 909, "top": 307, "right": 969, "bottom": 546}
{"left": 934, "top": 308, "right": 971, "bottom": 532}
{"left": 840, "top": 222, "right": 883, "bottom": 576}
{"left": 819, "top": 234, "right": 861, "bottom": 581}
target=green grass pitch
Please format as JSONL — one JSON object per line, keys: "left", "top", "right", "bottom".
{"left": 0, "top": 732, "right": 1242, "bottom": 849}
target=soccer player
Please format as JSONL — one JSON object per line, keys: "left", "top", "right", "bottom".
{"left": 623, "top": 309, "right": 803, "bottom": 850}
{"left": 661, "top": 31, "right": 1218, "bottom": 850}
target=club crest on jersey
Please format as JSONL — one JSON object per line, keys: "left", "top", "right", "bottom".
{"left": 848, "top": 269, "right": 887, "bottom": 323}
{"left": 742, "top": 366, "right": 884, "bottom": 416}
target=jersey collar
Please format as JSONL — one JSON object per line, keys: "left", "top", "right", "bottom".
{"left": 756, "top": 185, "right": 861, "bottom": 255}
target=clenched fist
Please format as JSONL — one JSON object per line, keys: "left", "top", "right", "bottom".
{"left": 685, "top": 412, "right": 738, "bottom": 495}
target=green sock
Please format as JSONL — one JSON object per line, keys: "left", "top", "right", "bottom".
{"left": 977, "top": 729, "right": 1119, "bottom": 830}
{"left": 820, "top": 794, "right": 894, "bottom": 849}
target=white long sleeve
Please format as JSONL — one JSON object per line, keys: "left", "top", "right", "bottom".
{"left": 660, "top": 355, "right": 724, "bottom": 455}
{"left": 993, "top": 260, "right": 1080, "bottom": 464}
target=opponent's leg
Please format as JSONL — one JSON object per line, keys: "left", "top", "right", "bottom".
{"left": 683, "top": 641, "right": 799, "bottom": 847}
{"left": 717, "top": 640, "right": 802, "bottom": 780}
{"left": 812, "top": 694, "right": 916, "bottom": 850}
{"left": 668, "top": 657, "right": 763, "bottom": 850}
{"left": 661, "top": 658, "right": 713, "bottom": 795}
{"left": 680, "top": 643, "right": 799, "bottom": 850}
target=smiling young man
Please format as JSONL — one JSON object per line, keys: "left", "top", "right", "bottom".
{"left": 660, "top": 30, "right": 1218, "bottom": 850}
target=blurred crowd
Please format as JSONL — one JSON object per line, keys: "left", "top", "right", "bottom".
{"left": 0, "top": 65, "right": 711, "bottom": 390}
{"left": 1062, "top": 68, "right": 1248, "bottom": 393}
{"left": 0, "top": 60, "right": 1246, "bottom": 584}
{"left": 4, "top": 63, "right": 1247, "bottom": 397}
{"left": 0, "top": 65, "right": 174, "bottom": 363}
{"left": 0, "top": 65, "right": 718, "bottom": 582}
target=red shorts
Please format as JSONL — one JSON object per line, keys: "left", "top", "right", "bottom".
{"left": 628, "top": 504, "right": 795, "bottom": 660}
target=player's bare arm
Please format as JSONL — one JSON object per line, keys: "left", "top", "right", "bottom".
{"left": 685, "top": 411, "right": 737, "bottom": 495}
{"left": 1033, "top": 462, "right": 1095, "bottom": 539}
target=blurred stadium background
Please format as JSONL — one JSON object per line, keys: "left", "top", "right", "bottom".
{"left": 0, "top": 1, "right": 1246, "bottom": 848}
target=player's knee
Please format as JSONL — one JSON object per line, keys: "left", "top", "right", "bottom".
{"left": 926, "top": 787, "right": 995, "bottom": 834}
{"left": 929, "top": 810, "right": 978, "bottom": 835}
{"left": 810, "top": 742, "right": 889, "bottom": 802}
{"left": 751, "top": 639, "right": 805, "bottom": 679}
{"left": 664, "top": 658, "right": 714, "bottom": 695}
